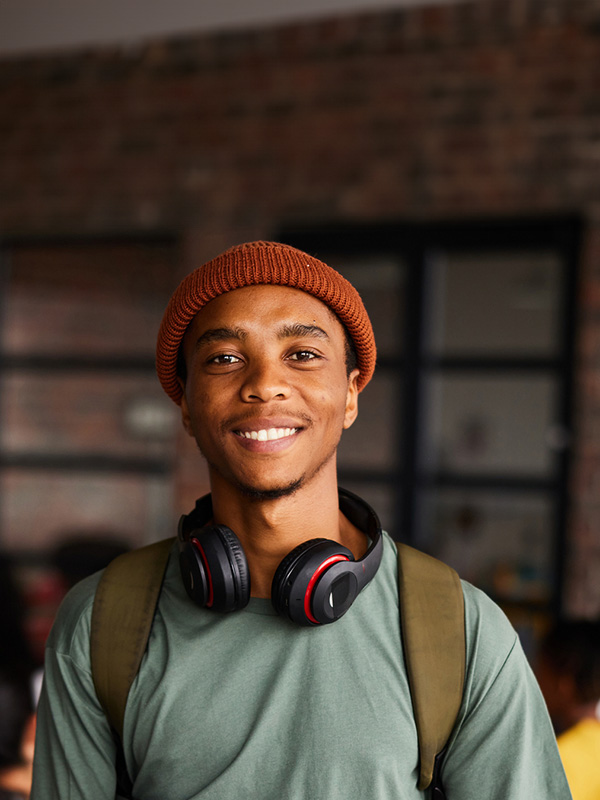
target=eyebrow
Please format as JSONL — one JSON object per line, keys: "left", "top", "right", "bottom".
{"left": 194, "top": 323, "right": 330, "bottom": 350}
{"left": 194, "top": 327, "right": 247, "bottom": 349}
{"left": 279, "top": 323, "right": 330, "bottom": 341}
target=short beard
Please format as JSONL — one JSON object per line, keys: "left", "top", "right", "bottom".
{"left": 198, "top": 446, "right": 307, "bottom": 501}
{"left": 237, "top": 477, "right": 304, "bottom": 501}
{"left": 198, "top": 434, "right": 340, "bottom": 503}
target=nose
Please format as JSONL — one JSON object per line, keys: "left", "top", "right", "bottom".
{"left": 240, "top": 358, "right": 291, "bottom": 403}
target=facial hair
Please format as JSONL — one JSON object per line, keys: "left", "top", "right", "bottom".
{"left": 197, "top": 428, "right": 342, "bottom": 501}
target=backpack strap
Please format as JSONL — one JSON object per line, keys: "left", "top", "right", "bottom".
{"left": 90, "top": 537, "right": 175, "bottom": 742}
{"left": 397, "top": 543, "right": 465, "bottom": 793}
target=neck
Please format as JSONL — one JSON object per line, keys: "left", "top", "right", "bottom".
{"left": 208, "top": 472, "right": 367, "bottom": 598}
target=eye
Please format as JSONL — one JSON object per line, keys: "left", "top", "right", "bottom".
{"left": 208, "top": 353, "right": 241, "bottom": 365}
{"left": 288, "top": 350, "right": 320, "bottom": 362}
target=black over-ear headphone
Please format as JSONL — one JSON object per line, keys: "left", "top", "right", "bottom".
{"left": 177, "top": 487, "right": 383, "bottom": 626}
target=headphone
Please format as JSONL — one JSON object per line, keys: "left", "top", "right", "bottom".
{"left": 177, "top": 487, "right": 383, "bottom": 627}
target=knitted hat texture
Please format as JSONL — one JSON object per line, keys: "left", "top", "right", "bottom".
{"left": 156, "top": 241, "right": 376, "bottom": 405}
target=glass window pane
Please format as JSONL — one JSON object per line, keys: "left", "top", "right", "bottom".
{"left": 426, "top": 250, "right": 562, "bottom": 357}
{"left": 415, "top": 489, "right": 555, "bottom": 604}
{"left": 1, "top": 469, "right": 173, "bottom": 552}
{"left": 322, "top": 254, "right": 406, "bottom": 358}
{"left": 337, "top": 372, "right": 400, "bottom": 471}
{"left": 1, "top": 371, "right": 179, "bottom": 460}
{"left": 420, "top": 372, "right": 559, "bottom": 477}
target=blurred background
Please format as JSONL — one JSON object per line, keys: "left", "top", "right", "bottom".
{"left": 0, "top": 0, "right": 598, "bottom": 663}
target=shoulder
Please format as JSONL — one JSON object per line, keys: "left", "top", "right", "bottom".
{"left": 459, "top": 581, "right": 534, "bottom": 711}
{"left": 461, "top": 580, "right": 518, "bottom": 656}
{"left": 389, "top": 542, "right": 518, "bottom": 658}
{"left": 45, "top": 571, "right": 102, "bottom": 665}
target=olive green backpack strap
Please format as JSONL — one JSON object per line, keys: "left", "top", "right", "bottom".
{"left": 90, "top": 537, "right": 175, "bottom": 742}
{"left": 397, "top": 543, "right": 466, "bottom": 793}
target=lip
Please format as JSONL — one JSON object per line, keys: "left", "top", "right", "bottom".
{"left": 231, "top": 417, "right": 305, "bottom": 453}
{"left": 231, "top": 416, "right": 305, "bottom": 434}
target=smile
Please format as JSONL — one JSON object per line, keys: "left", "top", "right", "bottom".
{"left": 235, "top": 428, "right": 298, "bottom": 441}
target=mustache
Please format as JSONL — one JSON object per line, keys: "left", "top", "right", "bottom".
{"left": 219, "top": 410, "right": 313, "bottom": 432}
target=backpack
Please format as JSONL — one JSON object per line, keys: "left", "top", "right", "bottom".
{"left": 90, "top": 538, "right": 465, "bottom": 799}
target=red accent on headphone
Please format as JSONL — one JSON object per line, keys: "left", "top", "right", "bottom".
{"left": 192, "top": 538, "right": 214, "bottom": 608}
{"left": 304, "top": 554, "right": 350, "bottom": 625}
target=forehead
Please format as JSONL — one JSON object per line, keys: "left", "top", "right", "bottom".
{"left": 186, "top": 284, "right": 344, "bottom": 336}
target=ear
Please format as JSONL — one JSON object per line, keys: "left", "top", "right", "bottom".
{"left": 343, "top": 369, "right": 360, "bottom": 430}
{"left": 177, "top": 377, "right": 195, "bottom": 438}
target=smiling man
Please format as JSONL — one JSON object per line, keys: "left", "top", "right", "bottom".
{"left": 31, "top": 241, "right": 571, "bottom": 799}
{"left": 179, "top": 284, "right": 358, "bottom": 497}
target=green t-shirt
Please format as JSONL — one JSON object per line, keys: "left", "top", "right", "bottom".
{"left": 31, "top": 533, "right": 571, "bottom": 799}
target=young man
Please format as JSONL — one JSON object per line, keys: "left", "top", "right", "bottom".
{"left": 31, "top": 241, "right": 571, "bottom": 799}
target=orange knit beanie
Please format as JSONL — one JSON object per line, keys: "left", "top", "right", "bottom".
{"left": 156, "top": 241, "right": 376, "bottom": 405}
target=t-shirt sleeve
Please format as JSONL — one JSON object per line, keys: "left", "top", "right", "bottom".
{"left": 440, "top": 582, "right": 572, "bottom": 800}
{"left": 31, "top": 574, "right": 119, "bottom": 800}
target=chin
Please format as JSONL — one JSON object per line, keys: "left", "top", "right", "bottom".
{"left": 237, "top": 477, "right": 304, "bottom": 501}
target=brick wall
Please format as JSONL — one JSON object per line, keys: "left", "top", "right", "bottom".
{"left": 2, "top": 0, "right": 600, "bottom": 613}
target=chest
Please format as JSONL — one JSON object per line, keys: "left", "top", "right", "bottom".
{"left": 123, "top": 592, "right": 423, "bottom": 800}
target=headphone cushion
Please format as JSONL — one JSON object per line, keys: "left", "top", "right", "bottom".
{"left": 214, "top": 525, "right": 251, "bottom": 608}
{"left": 179, "top": 541, "right": 210, "bottom": 606}
{"left": 271, "top": 538, "right": 325, "bottom": 609}
{"left": 181, "top": 525, "right": 250, "bottom": 612}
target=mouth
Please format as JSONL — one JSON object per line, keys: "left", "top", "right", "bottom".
{"left": 234, "top": 427, "right": 298, "bottom": 442}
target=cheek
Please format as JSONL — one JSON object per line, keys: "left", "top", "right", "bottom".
{"left": 193, "top": 396, "right": 217, "bottom": 429}
{"left": 323, "top": 391, "right": 352, "bottom": 427}
{"left": 184, "top": 383, "right": 215, "bottom": 428}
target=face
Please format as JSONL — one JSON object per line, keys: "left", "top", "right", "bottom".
{"left": 178, "top": 284, "right": 359, "bottom": 500}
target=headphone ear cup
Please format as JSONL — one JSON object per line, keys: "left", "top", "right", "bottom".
{"left": 179, "top": 525, "right": 250, "bottom": 612}
{"left": 271, "top": 538, "right": 354, "bottom": 626}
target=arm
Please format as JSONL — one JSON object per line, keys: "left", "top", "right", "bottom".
{"left": 441, "top": 584, "right": 572, "bottom": 799}
{"left": 31, "top": 577, "right": 118, "bottom": 800}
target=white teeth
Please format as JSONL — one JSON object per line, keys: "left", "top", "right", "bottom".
{"left": 240, "top": 428, "right": 296, "bottom": 441}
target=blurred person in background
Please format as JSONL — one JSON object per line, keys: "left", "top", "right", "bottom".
{"left": 0, "top": 556, "right": 36, "bottom": 799}
{"left": 52, "top": 535, "right": 130, "bottom": 591}
{"left": 537, "top": 619, "right": 600, "bottom": 800}
{"left": 0, "top": 676, "right": 35, "bottom": 800}
{"left": 0, "top": 538, "right": 129, "bottom": 800}
{"left": 0, "top": 555, "right": 36, "bottom": 676}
